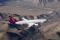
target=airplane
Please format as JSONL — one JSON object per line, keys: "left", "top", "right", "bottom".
{"left": 15, "top": 17, "right": 47, "bottom": 29}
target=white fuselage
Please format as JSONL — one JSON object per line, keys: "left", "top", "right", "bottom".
{"left": 15, "top": 19, "right": 47, "bottom": 24}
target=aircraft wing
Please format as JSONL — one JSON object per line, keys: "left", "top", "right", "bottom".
{"left": 28, "top": 23, "right": 35, "bottom": 28}
{"left": 26, "top": 23, "right": 38, "bottom": 29}
{"left": 22, "top": 17, "right": 28, "bottom": 21}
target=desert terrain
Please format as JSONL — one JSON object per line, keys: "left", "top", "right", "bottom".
{"left": 0, "top": 0, "right": 60, "bottom": 40}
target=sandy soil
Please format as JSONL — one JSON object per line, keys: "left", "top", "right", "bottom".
{"left": 0, "top": 2, "right": 60, "bottom": 40}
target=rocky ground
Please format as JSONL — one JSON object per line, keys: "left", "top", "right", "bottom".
{"left": 0, "top": 11, "right": 60, "bottom": 40}
{"left": 0, "top": 1, "right": 60, "bottom": 40}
